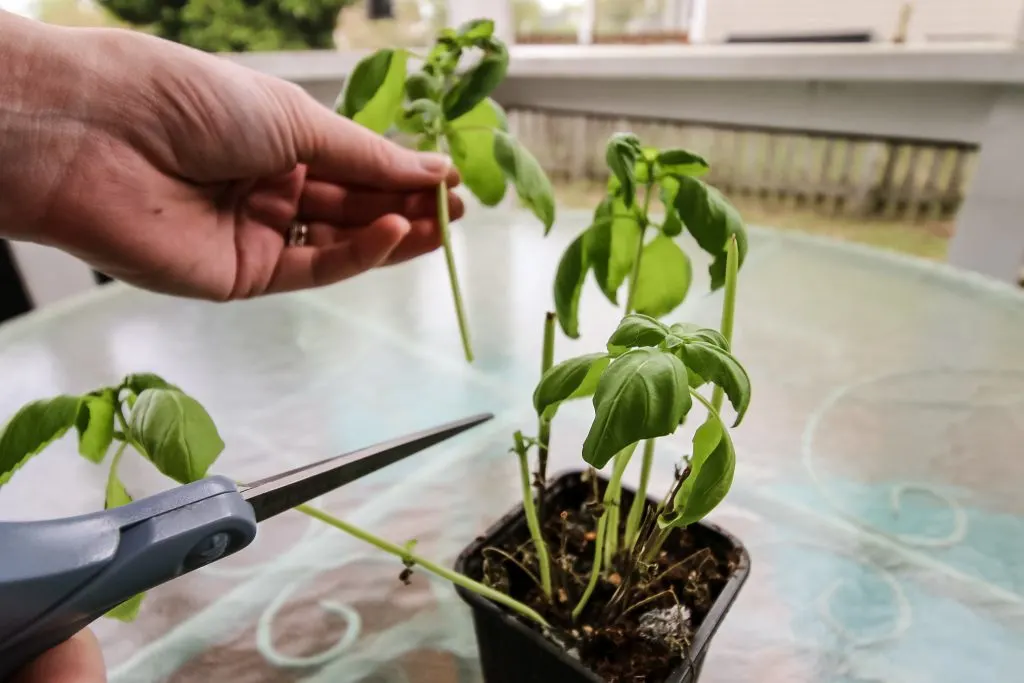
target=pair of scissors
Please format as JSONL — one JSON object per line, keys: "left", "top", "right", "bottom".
{"left": 0, "top": 412, "right": 493, "bottom": 679}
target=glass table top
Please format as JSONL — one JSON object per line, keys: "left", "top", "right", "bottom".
{"left": 0, "top": 205, "right": 1021, "bottom": 682}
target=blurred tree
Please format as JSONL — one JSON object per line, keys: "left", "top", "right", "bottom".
{"left": 95, "top": 0, "right": 356, "bottom": 51}
{"left": 35, "top": 0, "right": 129, "bottom": 28}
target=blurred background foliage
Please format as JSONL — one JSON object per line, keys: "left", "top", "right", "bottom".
{"left": 93, "top": 0, "right": 355, "bottom": 51}
{"left": 33, "top": 0, "right": 449, "bottom": 51}
{"left": 31, "top": 1, "right": 651, "bottom": 51}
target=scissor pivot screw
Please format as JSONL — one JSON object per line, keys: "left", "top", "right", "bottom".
{"left": 184, "top": 532, "right": 232, "bottom": 570}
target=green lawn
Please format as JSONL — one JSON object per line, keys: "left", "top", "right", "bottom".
{"left": 552, "top": 180, "right": 953, "bottom": 262}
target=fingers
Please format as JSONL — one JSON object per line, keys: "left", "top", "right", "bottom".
{"left": 268, "top": 214, "right": 412, "bottom": 293}
{"left": 299, "top": 181, "right": 465, "bottom": 227}
{"left": 286, "top": 84, "right": 460, "bottom": 191}
{"left": 383, "top": 217, "right": 444, "bottom": 265}
{"left": 11, "top": 629, "right": 106, "bottom": 683}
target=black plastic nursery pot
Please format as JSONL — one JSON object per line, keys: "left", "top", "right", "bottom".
{"left": 453, "top": 469, "right": 750, "bottom": 683}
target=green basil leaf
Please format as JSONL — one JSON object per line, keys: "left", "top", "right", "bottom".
{"left": 105, "top": 472, "right": 133, "bottom": 510}
{"left": 533, "top": 353, "right": 611, "bottom": 421}
{"left": 630, "top": 235, "right": 692, "bottom": 319}
{"left": 395, "top": 98, "right": 442, "bottom": 135}
{"left": 122, "top": 373, "right": 180, "bottom": 395}
{"left": 606, "top": 314, "right": 670, "bottom": 356}
{"left": 588, "top": 198, "right": 641, "bottom": 305}
{"left": 128, "top": 389, "right": 225, "bottom": 484}
{"left": 458, "top": 18, "right": 495, "bottom": 41}
{"left": 674, "top": 342, "right": 750, "bottom": 425}
{"left": 672, "top": 175, "right": 747, "bottom": 290}
{"left": 103, "top": 469, "right": 150, "bottom": 621}
{"left": 553, "top": 231, "right": 591, "bottom": 339}
{"left": 606, "top": 133, "right": 641, "bottom": 207}
{"left": 404, "top": 71, "right": 441, "bottom": 101}
{"left": 660, "top": 412, "right": 734, "bottom": 529}
{"left": 446, "top": 98, "right": 508, "bottom": 206}
{"left": 659, "top": 176, "right": 683, "bottom": 237}
{"left": 669, "top": 323, "right": 730, "bottom": 352}
{"left": 75, "top": 389, "right": 116, "bottom": 464}
{"left": 336, "top": 48, "right": 408, "bottom": 134}
{"left": 657, "top": 148, "right": 710, "bottom": 177}
{"left": 443, "top": 44, "right": 508, "bottom": 121}
{"left": 583, "top": 348, "right": 691, "bottom": 468}
{"left": 494, "top": 130, "right": 555, "bottom": 233}
{"left": 427, "top": 40, "right": 459, "bottom": 74}
{"left": 0, "top": 396, "right": 81, "bottom": 486}
{"left": 635, "top": 159, "right": 651, "bottom": 184}
{"left": 105, "top": 591, "right": 145, "bottom": 623}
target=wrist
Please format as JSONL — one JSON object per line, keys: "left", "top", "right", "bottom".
{"left": 0, "top": 12, "right": 94, "bottom": 243}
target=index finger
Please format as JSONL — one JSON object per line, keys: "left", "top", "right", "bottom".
{"left": 289, "top": 86, "right": 460, "bottom": 190}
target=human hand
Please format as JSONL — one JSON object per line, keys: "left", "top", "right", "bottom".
{"left": 10, "top": 630, "right": 106, "bottom": 683}
{"left": 0, "top": 12, "right": 464, "bottom": 300}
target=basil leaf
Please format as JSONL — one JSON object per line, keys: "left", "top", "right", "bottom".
{"left": 458, "top": 18, "right": 495, "bottom": 41}
{"left": 583, "top": 348, "right": 691, "bottom": 469}
{"left": 659, "top": 176, "right": 683, "bottom": 237}
{"left": 606, "top": 314, "right": 669, "bottom": 356}
{"left": 443, "top": 44, "right": 508, "bottom": 121}
{"left": 0, "top": 396, "right": 81, "bottom": 486}
{"left": 674, "top": 342, "right": 751, "bottom": 425}
{"left": 494, "top": 130, "right": 555, "bottom": 233}
{"left": 672, "top": 175, "right": 747, "bottom": 290}
{"left": 404, "top": 71, "right": 441, "bottom": 101}
{"left": 105, "top": 591, "right": 145, "bottom": 623}
{"left": 103, "top": 470, "right": 151, "bottom": 620}
{"left": 106, "top": 472, "right": 132, "bottom": 510}
{"left": 533, "top": 353, "right": 610, "bottom": 421}
{"left": 669, "top": 323, "right": 730, "bottom": 352}
{"left": 660, "top": 412, "right": 734, "bottom": 529}
{"left": 657, "top": 148, "right": 710, "bottom": 177}
{"left": 128, "top": 389, "right": 225, "bottom": 484}
{"left": 588, "top": 198, "right": 641, "bottom": 305}
{"left": 446, "top": 98, "right": 508, "bottom": 206}
{"left": 426, "top": 40, "right": 459, "bottom": 74}
{"left": 606, "top": 133, "right": 641, "bottom": 207}
{"left": 336, "top": 48, "right": 408, "bottom": 134}
{"left": 75, "top": 389, "right": 116, "bottom": 464}
{"left": 122, "top": 373, "right": 179, "bottom": 395}
{"left": 553, "top": 231, "right": 591, "bottom": 339}
{"left": 395, "top": 98, "right": 442, "bottom": 135}
{"left": 630, "top": 235, "right": 692, "bottom": 319}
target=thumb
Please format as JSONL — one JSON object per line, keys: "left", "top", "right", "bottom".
{"left": 283, "top": 82, "right": 458, "bottom": 190}
{"left": 11, "top": 629, "right": 106, "bottom": 683}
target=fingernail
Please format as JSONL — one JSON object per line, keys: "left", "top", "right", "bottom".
{"left": 418, "top": 152, "right": 451, "bottom": 175}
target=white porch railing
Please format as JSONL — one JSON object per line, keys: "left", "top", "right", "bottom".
{"left": 225, "top": 43, "right": 1024, "bottom": 284}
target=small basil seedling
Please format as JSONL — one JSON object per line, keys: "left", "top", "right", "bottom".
{"left": 0, "top": 370, "right": 548, "bottom": 630}
{"left": 337, "top": 19, "right": 556, "bottom": 363}
{"left": 0, "top": 373, "right": 224, "bottom": 622}
{"left": 527, "top": 236, "right": 750, "bottom": 620}
{"left": 553, "top": 132, "right": 747, "bottom": 339}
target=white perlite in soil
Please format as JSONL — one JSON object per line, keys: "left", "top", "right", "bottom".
{"left": 636, "top": 604, "right": 692, "bottom": 643}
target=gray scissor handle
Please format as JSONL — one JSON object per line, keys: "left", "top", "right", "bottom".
{"left": 0, "top": 475, "right": 258, "bottom": 680}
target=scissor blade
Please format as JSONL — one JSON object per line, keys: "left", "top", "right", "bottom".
{"left": 241, "top": 412, "right": 493, "bottom": 522}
